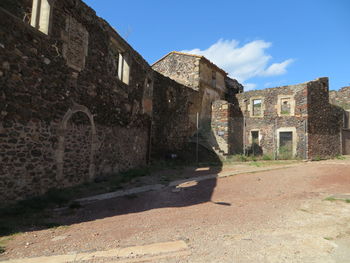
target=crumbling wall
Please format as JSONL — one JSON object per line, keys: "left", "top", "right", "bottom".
{"left": 236, "top": 83, "right": 308, "bottom": 158}
{"left": 0, "top": 0, "right": 153, "bottom": 203}
{"left": 307, "top": 78, "right": 343, "bottom": 158}
{"left": 211, "top": 100, "right": 243, "bottom": 155}
{"left": 330, "top": 86, "right": 350, "bottom": 110}
{"left": 152, "top": 71, "right": 197, "bottom": 155}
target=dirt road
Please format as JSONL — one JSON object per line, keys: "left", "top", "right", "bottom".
{"left": 1, "top": 159, "right": 350, "bottom": 262}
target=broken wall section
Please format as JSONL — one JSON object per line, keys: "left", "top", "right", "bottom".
{"left": 236, "top": 83, "right": 309, "bottom": 159}
{"left": 211, "top": 100, "right": 243, "bottom": 156}
{"left": 307, "top": 78, "right": 343, "bottom": 158}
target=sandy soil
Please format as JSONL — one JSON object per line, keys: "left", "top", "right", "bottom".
{"left": 1, "top": 159, "right": 350, "bottom": 262}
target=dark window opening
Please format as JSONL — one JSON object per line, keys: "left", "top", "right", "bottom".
{"left": 211, "top": 71, "right": 216, "bottom": 88}
{"left": 279, "top": 131, "right": 293, "bottom": 159}
{"left": 251, "top": 131, "right": 259, "bottom": 145}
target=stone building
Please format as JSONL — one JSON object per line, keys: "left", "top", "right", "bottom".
{"left": 152, "top": 51, "right": 243, "bottom": 156}
{"left": 0, "top": 0, "right": 349, "bottom": 204}
{"left": 0, "top": 0, "right": 199, "bottom": 203}
{"left": 233, "top": 77, "right": 344, "bottom": 159}
{"left": 152, "top": 51, "right": 243, "bottom": 128}
{"left": 330, "top": 86, "right": 350, "bottom": 154}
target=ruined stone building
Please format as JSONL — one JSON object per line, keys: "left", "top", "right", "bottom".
{"left": 0, "top": 0, "right": 220, "bottom": 203}
{"left": 0, "top": 0, "right": 349, "bottom": 203}
{"left": 236, "top": 78, "right": 345, "bottom": 159}
{"left": 152, "top": 52, "right": 349, "bottom": 159}
{"left": 330, "top": 86, "right": 350, "bottom": 154}
{"left": 153, "top": 51, "right": 243, "bottom": 128}
{"left": 152, "top": 52, "right": 243, "bottom": 156}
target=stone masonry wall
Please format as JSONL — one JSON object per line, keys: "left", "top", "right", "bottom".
{"left": 211, "top": 100, "right": 243, "bottom": 155}
{"left": 330, "top": 86, "right": 350, "bottom": 110}
{"left": 152, "top": 52, "right": 200, "bottom": 90}
{"left": 0, "top": 0, "right": 153, "bottom": 203}
{"left": 307, "top": 78, "right": 343, "bottom": 158}
{"left": 236, "top": 83, "right": 309, "bottom": 158}
{"left": 152, "top": 71, "right": 197, "bottom": 154}
{"left": 235, "top": 78, "right": 342, "bottom": 159}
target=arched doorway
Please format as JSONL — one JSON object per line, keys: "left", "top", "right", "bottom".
{"left": 56, "top": 104, "right": 97, "bottom": 186}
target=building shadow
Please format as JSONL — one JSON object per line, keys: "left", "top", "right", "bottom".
{"left": 0, "top": 144, "right": 226, "bottom": 236}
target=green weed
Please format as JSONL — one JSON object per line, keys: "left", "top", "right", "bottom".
{"left": 335, "top": 155, "right": 346, "bottom": 160}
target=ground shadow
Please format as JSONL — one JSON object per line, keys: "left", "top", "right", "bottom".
{"left": 0, "top": 143, "right": 226, "bottom": 237}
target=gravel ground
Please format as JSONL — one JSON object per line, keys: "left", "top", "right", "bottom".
{"left": 1, "top": 159, "right": 350, "bottom": 262}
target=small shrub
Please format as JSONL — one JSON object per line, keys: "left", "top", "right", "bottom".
{"left": 262, "top": 154, "right": 272, "bottom": 160}
{"left": 238, "top": 154, "right": 248, "bottom": 162}
{"left": 312, "top": 156, "right": 321, "bottom": 161}
{"left": 324, "top": 197, "right": 336, "bottom": 202}
{"left": 249, "top": 161, "right": 261, "bottom": 167}
{"left": 335, "top": 154, "right": 346, "bottom": 160}
{"left": 278, "top": 146, "right": 293, "bottom": 160}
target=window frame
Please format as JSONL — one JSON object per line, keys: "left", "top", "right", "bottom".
{"left": 276, "top": 127, "right": 297, "bottom": 157}
{"left": 30, "top": 0, "right": 54, "bottom": 35}
{"left": 110, "top": 38, "right": 130, "bottom": 85}
{"left": 277, "top": 95, "right": 295, "bottom": 117}
{"left": 249, "top": 97, "right": 264, "bottom": 117}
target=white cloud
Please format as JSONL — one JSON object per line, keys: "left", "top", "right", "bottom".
{"left": 182, "top": 39, "right": 294, "bottom": 90}
{"left": 243, "top": 83, "right": 257, "bottom": 91}
{"left": 260, "top": 59, "right": 294, "bottom": 77}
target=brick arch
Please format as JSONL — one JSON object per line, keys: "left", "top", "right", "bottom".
{"left": 56, "top": 104, "right": 97, "bottom": 182}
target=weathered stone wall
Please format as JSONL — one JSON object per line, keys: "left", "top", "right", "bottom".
{"left": 0, "top": 0, "right": 153, "bottom": 202}
{"left": 307, "top": 78, "right": 343, "bottom": 158}
{"left": 0, "top": 0, "right": 32, "bottom": 22}
{"left": 211, "top": 100, "right": 243, "bottom": 155}
{"left": 198, "top": 61, "right": 226, "bottom": 130}
{"left": 152, "top": 71, "right": 197, "bottom": 154}
{"left": 211, "top": 101, "right": 231, "bottom": 154}
{"left": 225, "top": 77, "right": 244, "bottom": 103}
{"left": 330, "top": 86, "right": 350, "bottom": 110}
{"left": 152, "top": 52, "right": 200, "bottom": 90}
{"left": 236, "top": 83, "right": 309, "bottom": 158}
{"left": 152, "top": 52, "right": 243, "bottom": 138}
{"left": 235, "top": 78, "right": 342, "bottom": 159}
{"left": 199, "top": 61, "right": 226, "bottom": 92}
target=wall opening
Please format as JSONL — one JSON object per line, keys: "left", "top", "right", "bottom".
{"left": 281, "top": 98, "right": 291, "bottom": 115}
{"left": 251, "top": 130, "right": 259, "bottom": 145}
{"left": 211, "top": 71, "right": 216, "bottom": 89}
{"left": 279, "top": 131, "right": 293, "bottom": 158}
{"left": 30, "top": 0, "right": 53, "bottom": 34}
{"left": 252, "top": 99, "right": 262, "bottom": 116}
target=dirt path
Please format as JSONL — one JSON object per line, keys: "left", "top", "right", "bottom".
{"left": 1, "top": 159, "right": 350, "bottom": 262}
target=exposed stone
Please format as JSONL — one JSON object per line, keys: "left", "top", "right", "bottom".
{"left": 43, "top": 58, "right": 51, "bottom": 65}
{"left": 0, "top": 1, "right": 154, "bottom": 203}
{"left": 2, "top": 61, "right": 10, "bottom": 70}
{"left": 235, "top": 78, "right": 343, "bottom": 159}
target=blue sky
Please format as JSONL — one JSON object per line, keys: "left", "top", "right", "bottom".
{"left": 83, "top": 0, "right": 350, "bottom": 91}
